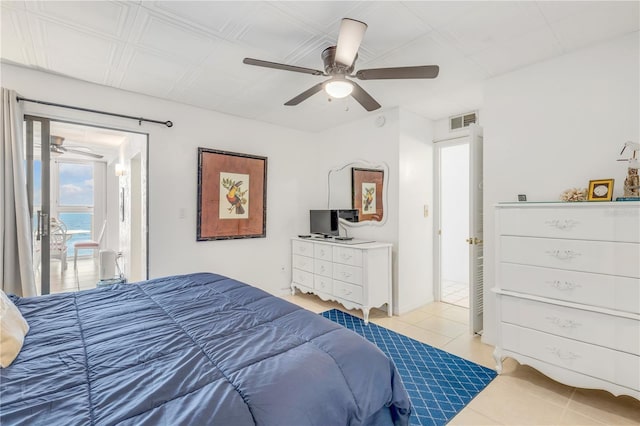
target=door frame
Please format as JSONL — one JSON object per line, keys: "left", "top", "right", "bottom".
{"left": 433, "top": 134, "right": 470, "bottom": 304}
{"left": 24, "top": 115, "right": 150, "bottom": 293}
{"left": 433, "top": 124, "right": 484, "bottom": 334}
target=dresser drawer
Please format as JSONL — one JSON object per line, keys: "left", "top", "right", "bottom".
{"left": 314, "top": 244, "right": 332, "bottom": 261}
{"left": 314, "top": 275, "right": 332, "bottom": 294}
{"left": 334, "top": 280, "right": 363, "bottom": 304}
{"left": 500, "top": 263, "right": 640, "bottom": 314}
{"left": 333, "top": 263, "right": 362, "bottom": 285}
{"left": 500, "top": 236, "right": 640, "bottom": 278}
{"left": 292, "top": 269, "right": 314, "bottom": 288}
{"left": 333, "top": 246, "right": 363, "bottom": 266}
{"left": 292, "top": 240, "right": 314, "bottom": 257}
{"left": 502, "top": 324, "right": 640, "bottom": 391}
{"left": 501, "top": 296, "right": 640, "bottom": 354}
{"left": 498, "top": 206, "right": 640, "bottom": 242}
{"left": 314, "top": 259, "right": 332, "bottom": 278}
{"left": 292, "top": 254, "right": 314, "bottom": 273}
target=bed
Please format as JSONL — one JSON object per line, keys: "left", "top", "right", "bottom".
{"left": 1, "top": 272, "right": 411, "bottom": 425}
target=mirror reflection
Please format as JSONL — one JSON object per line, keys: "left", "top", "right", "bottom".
{"left": 327, "top": 160, "right": 388, "bottom": 226}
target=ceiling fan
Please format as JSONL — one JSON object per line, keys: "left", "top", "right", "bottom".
{"left": 50, "top": 136, "right": 104, "bottom": 159}
{"left": 243, "top": 18, "right": 439, "bottom": 112}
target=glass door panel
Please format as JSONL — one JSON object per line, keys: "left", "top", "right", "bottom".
{"left": 24, "top": 116, "right": 51, "bottom": 295}
{"left": 57, "top": 161, "right": 95, "bottom": 257}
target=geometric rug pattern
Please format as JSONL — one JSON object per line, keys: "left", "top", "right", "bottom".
{"left": 322, "top": 309, "right": 497, "bottom": 426}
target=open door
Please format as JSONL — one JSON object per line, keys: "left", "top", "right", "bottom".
{"left": 468, "top": 123, "right": 484, "bottom": 334}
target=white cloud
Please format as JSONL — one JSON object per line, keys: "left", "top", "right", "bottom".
{"left": 60, "top": 184, "right": 84, "bottom": 194}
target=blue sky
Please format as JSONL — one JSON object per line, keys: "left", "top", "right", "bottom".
{"left": 32, "top": 161, "right": 94, "bottom": 206}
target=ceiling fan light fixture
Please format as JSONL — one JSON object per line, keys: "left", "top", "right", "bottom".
{"left": 325, "top": 80, "right": 353, "bottom": 99}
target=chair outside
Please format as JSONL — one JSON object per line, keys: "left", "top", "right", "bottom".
{"left": 73, "top": 220, "right": 107, "bottom": 271}
{"left": 50, "top": 217, "right": 69, "bottom": 277}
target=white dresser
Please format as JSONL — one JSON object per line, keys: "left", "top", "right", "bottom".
{"left": 291, "top": 237, "right": 392, "bottom": 324}
{"left": 493, "top": 202, "right": 640, "bottom": 399}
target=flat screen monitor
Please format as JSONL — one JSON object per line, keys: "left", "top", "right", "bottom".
{"left": 309, "top": 210, "right": 339, "bottom": 237}
{"left": 338, "top": 209, "right": 359, "bottom": 223}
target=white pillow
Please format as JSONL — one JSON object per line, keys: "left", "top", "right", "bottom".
{"left": 0, "top": 290, "right": 30, "bottom": 368}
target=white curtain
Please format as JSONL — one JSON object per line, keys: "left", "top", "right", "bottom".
{"left": 1, "top": 88, "right": 36, "bottom": 297}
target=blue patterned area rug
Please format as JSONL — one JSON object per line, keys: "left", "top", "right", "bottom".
{"left": 322, "top": 309, "right": 496, "bottom": 426}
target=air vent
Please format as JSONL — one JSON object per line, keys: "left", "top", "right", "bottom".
{"left": 449, "top": 111, "right": 478, "bottom": 131}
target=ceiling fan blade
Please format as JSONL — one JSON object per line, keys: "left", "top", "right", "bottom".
{"left": 50, "top": 145, "right": 65, "bottom": 155}
{"left": 63, "top": 147, "right": 104, "bottom": 159}
{"left": 284, "top": 81, "right": 326, "bottom": 106}
{"left": 335, "top": 18, "right": 367, "bottom": 67}
{"left": 243, "top": 58, "right": 324, "bottom": 76}
{"left": 350, "top": 81, "right": 381, "bottom": 112}
{"left": 355, "top": 65, "right": 440, "bottom": 80}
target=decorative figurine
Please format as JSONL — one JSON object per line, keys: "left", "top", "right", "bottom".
{"left": 560, "top": 188, "right": 587, "bottom": 202}
{"left": 618, "top": 141, "right": 640, "bottom": 198}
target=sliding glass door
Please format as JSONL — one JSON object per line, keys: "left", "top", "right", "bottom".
{"left": 25, "top": 117, "right": 106, "bottom": 294}
{"left": 24, "top": 115, "right": 51, "bottom": 295}
{"left": 24, "top": 116, "right": 148, "bottom": 294}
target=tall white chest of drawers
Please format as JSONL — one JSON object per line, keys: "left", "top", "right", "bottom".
{"left": 290, "top": 238, "right": 392, "bottom": 324}
{"left": 493, "top": 202, "right": 640, "bottom": 399}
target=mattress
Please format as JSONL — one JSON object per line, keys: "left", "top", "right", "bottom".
{"left": 1, "top": 272, "right": 411, "bottom": 425}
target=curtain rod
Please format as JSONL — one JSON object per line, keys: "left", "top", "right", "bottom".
{"left": 16, "top": 96, "right": 173, "bottom": 128}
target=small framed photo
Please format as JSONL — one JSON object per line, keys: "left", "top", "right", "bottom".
{"left": 352, "top": 167, "right": 384, "bottom": 222}
{"left": 587, "top": 179, "right": 614, "bottom": 201}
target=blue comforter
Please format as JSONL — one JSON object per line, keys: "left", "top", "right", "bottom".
{"left": 1, "top": 273, "right": 411, "bottom": 425}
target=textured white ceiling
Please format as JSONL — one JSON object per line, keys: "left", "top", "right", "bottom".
{"left": 2, "top": 1, "right": 638, "bottom": 132}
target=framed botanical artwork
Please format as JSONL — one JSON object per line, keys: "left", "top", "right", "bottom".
{"left": 197, "top": 148, "right": 267, "bottom": 240}
{"left": 352, "top": 167, "right": 384, "bottom": 222}
{"left": 587, "top": 178, "right": 614, "bottom": 201}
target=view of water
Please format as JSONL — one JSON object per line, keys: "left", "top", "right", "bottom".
{"left": 58, "top": 212, "right": 94, "bottom": 255}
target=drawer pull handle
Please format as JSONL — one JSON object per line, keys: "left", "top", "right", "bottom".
{"left": 341, "top": 272, "right": 352, "bottom": 279}
{"left": 546, "top": 250, "right": 581, "bottom": 260}
{"left": 341, "top": 254, "right": 352, "bottom": 261}
{"left": 300, "top": 247, "right": 306, "bottom": 252}
{"left": 547, "top": 347, "right": 580, "bottom": 361}
{"left": 545, "top": 316, "right": 581, "bottom": 329}
{"left": 320, "top": 265, "right": 325, "bottom": 273}
{"left": 545, "top": 219, "right": 579, "bottom": 230}
{"left": 547, "top": 280, "right": 581, "bottom": 291}
{"left": 342, "top": 289, "right": 352, "bottom": 296}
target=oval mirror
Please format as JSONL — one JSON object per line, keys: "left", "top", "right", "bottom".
{"left": 327, "top": 160, "right": 388, "bottom": 227}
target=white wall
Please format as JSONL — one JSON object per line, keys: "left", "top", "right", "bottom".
{"left": 482, "top": 32, "right": 639, "bottom": 344}
{"left": 3, "top": 62, "right": 441, "bottom": 313}
{"left": 309, "top": 110, "right": 402, "bottom": 307}
{"left": 2, "top": 63, "right": 312, "bottom": 295}
{"left": 315, "top": 109, "right": 436, "bottom": 314}
{"left": 397, "top": 109, "right": 435, "bottom": 313}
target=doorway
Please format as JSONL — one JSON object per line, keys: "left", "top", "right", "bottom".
{"left": 436, "top": 141, "right": 470, "bottom": 308}
{"left": 24, "top": 116, "right": 148, "bottom": 295}
{"left": 434, "top": 124, "right": 484, "bottom": 334}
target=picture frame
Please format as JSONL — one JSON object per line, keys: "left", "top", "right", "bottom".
{"left": 352, "top": 167, "right": 384, "bottom": 222}
{"left": 587, "top": 178, "right": 614, "bottom": 201}
{"left": 197, "top": 148, "right": 267, "bottom": 240}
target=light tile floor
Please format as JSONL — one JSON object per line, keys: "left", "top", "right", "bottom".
{"left": 37, "top": 257, "right": 101, "bottom": 294}
{"left": 283, "top": 292, "right": 640, "bottom": 425}
{"left": 441, "top": 279, "right": 469, "bottom": 308}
